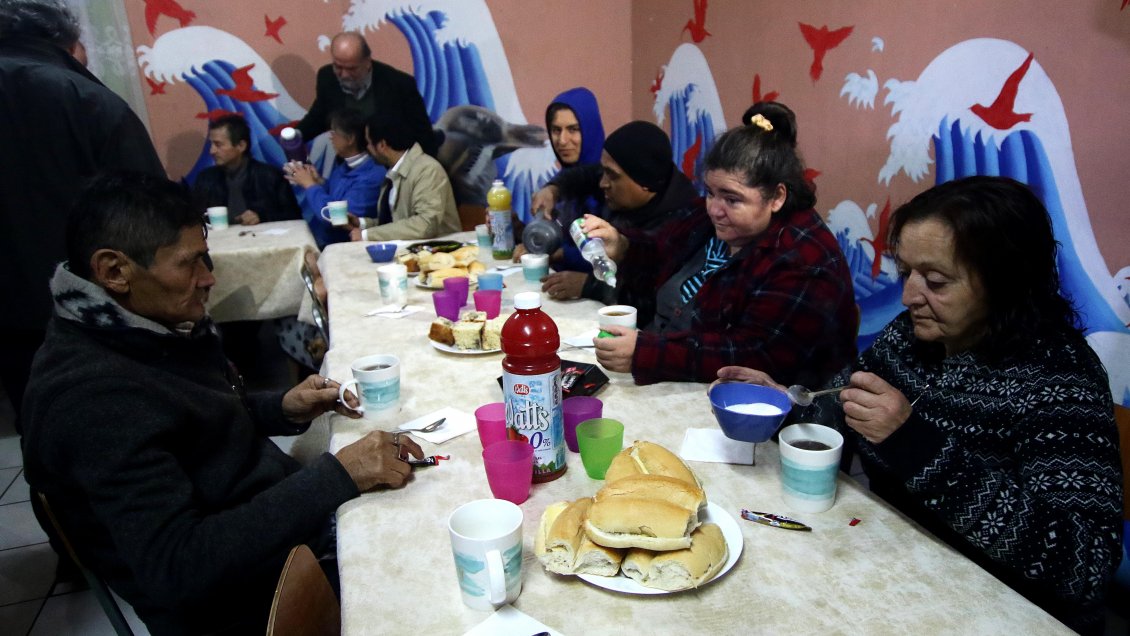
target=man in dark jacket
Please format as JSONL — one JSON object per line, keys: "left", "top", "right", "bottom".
{"left": 0, "top": 0, "right": 165, "bottom": 422}
{"left": 295, "top": 31, "right": 438, "bottom": 156}
{"left": 534, "top": 121, "right": 699, "bottom": 304}
{"left": 22, "top": 172, "right": 423, "bottom": 635}
{"left": 191, "top": 114, "right": 299, "bottom": 224}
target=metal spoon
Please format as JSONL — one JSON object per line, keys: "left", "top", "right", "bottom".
{"left": 786, "top": 384, "right": 849, "bottom": 407}
{"left": 400, "top": 417, "right": 446, "bottom": 434}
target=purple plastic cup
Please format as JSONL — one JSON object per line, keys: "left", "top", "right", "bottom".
{"left": 432, "top": 291, "right": 460, "bottom": 321}
{"left": 482, "top": 440, "right": 534, "bottom": 504}
{"left": 563, "top": 396, "right": 603, "bottom": 453}
{"left": 443, "top": 276, "right": 470, "bottom": 307}
{"left": 473, "top": 290, "right": 502, "bottom": 319}
{"left": 474, "top": 402, "right": 508, "bottom": 449}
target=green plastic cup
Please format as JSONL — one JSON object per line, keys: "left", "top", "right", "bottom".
{"left": 576, "top": 418, "right": 624, "bottom": 479}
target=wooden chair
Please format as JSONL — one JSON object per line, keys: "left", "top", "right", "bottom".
{"left": 266, "top": 545, "right": 340, "bottom": 636}
{"left": 36, "top": 492, "right": 135, "bottom": 636}
{"left": 457, "top": 203, "right": 486, "bottom": 231}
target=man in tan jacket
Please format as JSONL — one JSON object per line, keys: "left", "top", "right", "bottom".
{"left": 350, "top": 107, "right": 460, "bottom": 241}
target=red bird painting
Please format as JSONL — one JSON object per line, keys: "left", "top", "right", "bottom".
{"left": 143, "top": 0, "right": 195, "bottom": 37}
{"left": 859, "top": 197, "right": 891, "bottom": 280}
{"left": 681, "top": 134, "right": 702, "bottom": 180}
{"left": 682, "top": 0, "right": 711, "bottom": 43}
{"left": 751, "top": 74, "right": 779, "bottom": 103}
{"left": 650, "top": 67, "right": 665, "bottom": 97}
{"left": 195, "top": 109, "right": 242, "bottom": 122}
{"left": 798, "top": 23, "right": 853, "bottom": 83}
{"left": 803, "top": 168, "right": 821, "bottom": 184}
{"left": 265, "top": 15, "right": 286, "bottom": 44}
{"left": 1123, "top": 0, "right": 1129, "bottom": 10}
{"left": 214, "top": 64, "right": 278, "bottom": 102}
{"left": 145, "top": 77, "right": 166, "bottom": 95}
{"left": 970, "top": 52, "right": 1035, "bottom": 130}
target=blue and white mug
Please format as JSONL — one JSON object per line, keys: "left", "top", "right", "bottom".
{"left": 779, "top": 423, "right": 844, "bottom": 513}
{"left": 448, "top": 499, "right": 523, "bottom": 610}
{"left": 338, "top": 354, "right": 400, "bottom": 414}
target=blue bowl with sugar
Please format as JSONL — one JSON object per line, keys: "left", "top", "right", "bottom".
{"left": 709, "top": 383, "right": 791, "bottom": 443}
{"left": 366, "top": 243, "right": 397, "bottom": 263}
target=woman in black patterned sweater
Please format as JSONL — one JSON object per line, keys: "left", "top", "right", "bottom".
{"left": 718, "top": 176, "right": 1122, "bottom": 634}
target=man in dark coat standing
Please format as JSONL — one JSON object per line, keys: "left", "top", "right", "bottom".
{"left": 0, "top": 0, "right": 165, "bottom": 424}
{"left": 295, "top": 31, "right": 438, "bottom": 156}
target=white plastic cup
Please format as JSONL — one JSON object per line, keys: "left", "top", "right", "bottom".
{"left": 377, "top": 263, "right": 408, "bottom": 305}
{"left": 338, "top": 354, "right": 400, "bottom": 414}
{"left": 597, "top": 305, "right": 637, "bottom": 338}
{"left": 447, "top": 499, "right": 523, "bottom": 610}
{"left": 520, "top": 253, "right": 549, "bottom": 282}
{"left": 206, "top": 206, "right": 229, "bottom": 230}
{"left": 319, "top": 200, "right": 349, "bottom": 226}
{"left": 778, "top": 423, "right": 845, "bottom": 513}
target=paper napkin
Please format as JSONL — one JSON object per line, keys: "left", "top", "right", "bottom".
{"left": 493, "top": 265, "right": 523, "bottom": 277}
{"left": 561, "top": 330, "right": 600, "bottom": 348}
{"left": 463, "top": 605, "right": 562, "bottom": 636}
{"left": 397, "top": 406, "right": 475, "bottom": 444}
{"left": 680, "top": 428, "right": 756, "bottom": 465}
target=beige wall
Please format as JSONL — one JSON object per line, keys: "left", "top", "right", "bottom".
{"left": 631, "top": 0, "right": 1130, "bottom": 275}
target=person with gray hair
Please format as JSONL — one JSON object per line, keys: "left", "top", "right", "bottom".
{"left": 0, "top": 0, "right": 163, "bottom": 425}
{"left": 295, "top": 31, "right": 439, "bottom": 155}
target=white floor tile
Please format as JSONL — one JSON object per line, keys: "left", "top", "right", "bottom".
{"left": 0, "top": 542, "right": 57, "bottom": 605}
{"left": 0, "top": 466, "right": 19, "bottom": 499}
{"left": 0, "top": 501, "right": 48, "bottom": 550}
{"left": 0, "top": 598, "right": 42, "bottom": 635}
{"left": 29, "top": 589, "right": 149, "bottom": 636}
{"left": 1, "top": 468, "right": 29, "bottom": 505}
{"left": 0, "top": 435, "right": 21, "bottom": 470}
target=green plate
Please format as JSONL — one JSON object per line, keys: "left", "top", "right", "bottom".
{"left": 406, "top": 240, "right": 465, "bottom": 254}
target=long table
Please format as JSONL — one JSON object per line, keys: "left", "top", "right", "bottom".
{"left": 205, "top": 220, "right": 315, "bottom": 323}
{"left": 318, "top": 236, "right": 1070, "bottom": 635}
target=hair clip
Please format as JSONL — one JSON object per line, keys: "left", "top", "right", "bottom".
{"left": 748, "top": 114, "right": 774, "bottom": 132}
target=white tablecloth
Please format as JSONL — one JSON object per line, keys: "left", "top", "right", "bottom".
{"left": 205, "top": 220, "right": 316, "bottom": 323}
{"left": 319, "top": 236, "right": 1070, "bottom": 636}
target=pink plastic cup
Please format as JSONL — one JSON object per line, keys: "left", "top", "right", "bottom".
{"left": 443, "top": 276, "right": 470, "bottom": 307}
{"left": 432, "top": 291, "right": 460, "bottom": 320}
{"left": 563, "top": 396, "right": 603, "bottom": 453}
{"left": 473, "top": 289, "right": 502, "bottom": 319}
{"left": 474, "top": 402, "right": 508, "bottom": 449}
{"left": 482, "top": 440, "right": 534, "bottom": 504}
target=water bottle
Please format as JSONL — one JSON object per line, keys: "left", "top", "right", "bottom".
{"left": 501, "top": 292, "right": 565, "bottom": 483}
{"left": 279, "top": 127, "right": 306, "bottom": 163}
{"left": 569, "top": 219, "right": 618, "bottom": 287}
{"left": 486, "top": 179, "right": 514, "bottom": 259}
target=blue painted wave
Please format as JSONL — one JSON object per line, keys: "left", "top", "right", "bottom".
{"left": 666, "top": 86, "right": 716, "bottom": 194}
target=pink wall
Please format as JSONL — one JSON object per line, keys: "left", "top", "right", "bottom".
{"left": 632, "top": 0, "right": 1130, "bottom": 275}
{"left": 123, "top": 0, "right": 633, "bottom": 179}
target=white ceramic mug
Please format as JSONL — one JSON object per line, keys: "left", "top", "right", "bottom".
{"left": 319, "top": 200, "right": 349, "bottom": 226}
{"left": 376, "top": 263, "right": 408, "bottom": 305}
{"left": 778, "top": 423, "right": 844, "bottom": 513}
{"left": 206, "top": 206, "right": 229, "bottom": 230}
{"left": 448, "top": 499, "right": 523, "bottom": 611}
{"left": 597, "top": 305, "right": 637, "bottom": 338}
{"left": 338, "top": 354, "right": 400, "bottom": 413}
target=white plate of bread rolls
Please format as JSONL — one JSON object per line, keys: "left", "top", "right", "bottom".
{"left": 407, "top": 245, "right": 486, "bottom": 289}
{"left": 535, "top": 441, "right": 743, "bottom": 594}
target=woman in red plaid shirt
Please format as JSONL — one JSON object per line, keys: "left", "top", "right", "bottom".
{"left": 586, "top": 117, "right": 857, "bottom": 385}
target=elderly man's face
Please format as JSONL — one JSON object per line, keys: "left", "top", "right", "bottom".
{"left": 331, "top": 39, "right": 372, "bottom": 92}
{"left": 122, "top": 226, "right": 215, "bottom": 328}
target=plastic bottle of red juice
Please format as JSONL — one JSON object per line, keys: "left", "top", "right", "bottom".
{"left": 501, "top": 291, "right": 565, "bottom": 482}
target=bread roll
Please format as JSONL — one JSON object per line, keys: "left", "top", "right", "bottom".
{"left": 604, "top": 441, "right": 700, "bottom": 489}
{"left": 584, "top": 497, "right": 698, "bottom": 551}
{"left": 427, "top": 317, "right": 455, "bottom": 346}
{"left": 536, "top": 499, "right": 623, "bottom": 576}
{"left": 451, "top": 245, "right": 479, "bottom": 267}
{"left": 596, "top": 475, "right": 706, "bottom": 515}
{"left": 427, "top": 267, "right": 468, "bottom": 286}
{"left": 422, "top": 252, "right": 455, "bottom": 272}
{"left": 397, "top": 252, "right": 419, "bottom": 273}
{"left": 621, "top": 523, "right": 728, "bottom": 591}
{"left": 467, "top": 260, "right": 486, "bottom": 275}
